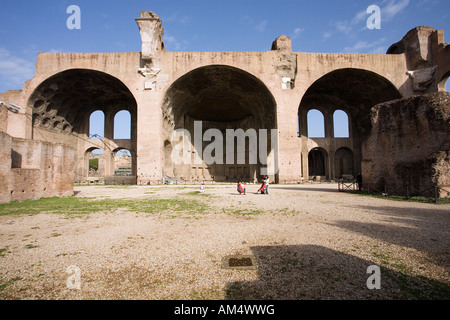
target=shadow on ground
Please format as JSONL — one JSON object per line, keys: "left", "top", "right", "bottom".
{"left": 331, "top": 204, "right": 450, "bottom": 268}
{"left": 224, "top": 245, "right": 450, "bottom": 300}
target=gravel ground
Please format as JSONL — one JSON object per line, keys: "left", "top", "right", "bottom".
{"left": 0, "top": 183, "right": 449, "bottom": 300}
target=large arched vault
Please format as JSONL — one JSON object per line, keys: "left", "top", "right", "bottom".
{"left": 29, "top": 69, "right": 137, "bottom": 135}
{"left": 298, "top": 68, "right": 402, "bottom": 180}
{"left": 161, "top": 65, "right": 277, "bottom": 182}
{"left": 162, "top": 65, "right": 276, "bottom": 129}
{"left": 28, "top": 69, "right": 138, "bottom": 183}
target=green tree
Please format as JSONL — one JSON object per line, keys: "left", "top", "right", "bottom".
{"left": 89, "top": 158, "right": 99, "bottom": 171}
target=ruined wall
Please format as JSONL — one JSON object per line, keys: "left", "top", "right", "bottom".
{"left": 0, "top": 103, "right": 7, "bottom": 133}
{"left": 388, "top": 26, "right": 450, "bottom": 94}
{"left": 1, "top": 11, "right": 448, "bottom": 185}
{"left": 0, "top": 91, "right": 29, "bottom": 139}
{"left": 0, "top": 105, "right": 76, "bottom": 203}
{"left": 362, "top": 92, "right": 450, "bottom": 196}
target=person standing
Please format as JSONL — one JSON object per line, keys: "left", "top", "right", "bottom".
{"left": 356, "top": 174, "right": 362, "bottom": 191}
{"left": 264, "top": 175, "right": 269, "bottom": 195}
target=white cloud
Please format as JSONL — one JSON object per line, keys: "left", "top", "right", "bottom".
{"left": 334, "top": 20, "right": 353, "bottom": 34}
{"left": 163, "top": 33, "right": 189, "bottom": 51}
{"left": 164, "top": 34, "right": 181, "bottom": 50}
{"left": 416, "top": 0, "right": 439, "bottom": 9}
{"left": 352, "top": 9, "right": 368, "bottom": 25}
{"left": 241, "top": 15, "right": 269, "bottom": 33}
{"left": 255, "top": 20, "right": 267, "bottom": 32}
{"left": 240, "top": 15, "right": 253, "bottom": 24}
{"left": 343, "top": 41, "right": 370, "bottom": 52}
{"left": 322, "top": 32, "right": 332, "bottom": 39}
{"left": 370, "top": 46, "right": 388, "bottom": 54}
{"left": 0, "top": 48, "right": 35, "bottom": 91}
{"left": 163, "top": 13, "right": 191, "bottom": 25}
{"left": 178, "top": 16, "right": 192, "bottom": 25}
{"left": 332, "top": 8, "right": 368, "bottom": 35}
{"left": 382, "top": 0, "right": 410, "bottom": 21}
{"left": 342, "top": 38, "right": 388, "bottom": 53}
{"left": 292, "top": 27, "right": 305, "bottom": 39}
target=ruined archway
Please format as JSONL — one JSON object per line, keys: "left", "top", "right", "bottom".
{"left": 86, "top": 147, "right": 105, "bottom": 183}
{"left": 308, "top": 148, "right": 327, "bottom": 180}
{"left": 113, "top": 148, "right": 133, "bottom": 176}
{"left": 28, "top": 69, "right": 138, "bottom": 183}
{"left": 298, "top": 68, "right": 402, "bottom": 180}
{"left": 162, "top": 65, "right": 277, "bottom": 182}
{"left": 335, "top": 147, "right": 354, "bottom": 179}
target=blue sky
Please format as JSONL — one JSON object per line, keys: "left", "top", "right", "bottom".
{"left": 0, "top": 0, "right": 449, "bottom": 139}
{"left": 0, "top": 0, "right": 449, "bottom": 94}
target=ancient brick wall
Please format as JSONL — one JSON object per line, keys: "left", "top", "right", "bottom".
{"left": 0, "top": 104, "right": 7, "bottom": 133}
{"left": 0, "top": 131, "right": 12, "bottom": 203}
{"left": 0, "top": 108, "right": 76, "bottom": 203}
{"left": 362, "top": 92, "right": 450, "bottom": 197}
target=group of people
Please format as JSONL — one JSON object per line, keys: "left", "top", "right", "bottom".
{"left": 198, "top": 176, "right": 270, "bottom": 195}
{"left": 237, "top": 175, "right": 269, "bottom": 195}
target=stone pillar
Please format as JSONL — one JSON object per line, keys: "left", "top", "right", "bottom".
{"left": 328, "top": 147, "right": 335, "bottom": 181}
{"left": 79, "top": 150, "right": 88, "bottom": 182}
{"left": 271, "top": 35, "right": 297, "bottom": 89}
{"left": 134, "top": 11, "right": 166, "bottom": 184}
{"left": 130, "top": 112, "right": 138, "bottom": 176}
{"left": 299, "top": 107, "right": 309, "bottom": 180}
{"left": 324, "top": 109, "right": 334, "bottom": 139}
{"left": 0, "top": 132, "right": 12, "bottom": 203}
{"left": 104, "top": 110, "right": 114, "bottom": 140}
{"left": 135, "top": 93, "right": 164, "bottom": 184}
{"left": 301, "top": 147, "right": 309, "bottom": 180}
{"left": 103, "top": 110, "right": 115, "bottom": 177}
{"left": 0, "top": 104, "right": 8, "bottom": 133}
{"left": 325, "top": 111, "right": 335, "bottom": 180}
{"left": 135, "top": 11, "right": 165, "bottom": 61}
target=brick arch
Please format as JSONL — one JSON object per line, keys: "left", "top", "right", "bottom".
{"left": 161, "top": 64, "right": 278, "bottom": 183}
{"left": 162, "top": 64, "right": 277, "bottom": 130}
{"left": 308, "top": 147, "right": 328, "bottom": 179}
{"left": 335, "top": 147, "right": 355, "bottom": 179}
{"left": 28, "top": 68, "right": 137, "bottom": 136}
{"left": 29, "top": 69, "right": 138, "bottom": 184}
{"left": 298, "top": 68, "right": 402, "bottom": 181}
{"left": 84, "top": 147, "right": 105, "bottom": 181}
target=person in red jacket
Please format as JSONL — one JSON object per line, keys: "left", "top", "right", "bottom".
{"left": 237, "top": 181, "right": 246, "bottom": 195}
{"left": 257, "top": 180, "right": 266, "bottom": 194}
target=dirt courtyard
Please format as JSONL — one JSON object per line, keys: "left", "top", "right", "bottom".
{"left": 0, "top": 183, "right": 449, "bottom": 300}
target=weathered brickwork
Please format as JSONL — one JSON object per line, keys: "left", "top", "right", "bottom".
{"left": 0, "top": 105, "right": 75, "bottom": 203}
{"left": 362, "top": 92, "right": 450, "bottom": 196}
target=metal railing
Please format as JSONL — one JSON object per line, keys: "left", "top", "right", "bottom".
{"left": 338, "top": 181, "right": 449, "bottom": 204}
